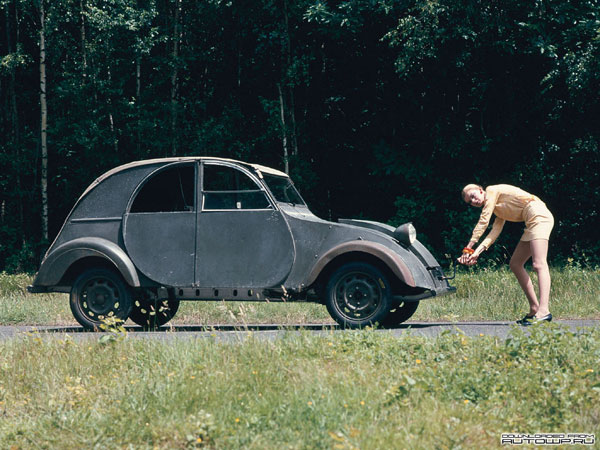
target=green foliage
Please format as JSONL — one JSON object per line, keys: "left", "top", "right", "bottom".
{"left": 0, "top": 44, "right": 32, "bottom": 73}
{"left": 1, "top": 0, "right": 599, "bottom": 270}
{"left": 98, "top": 316, "right": 128, "bottom": 344}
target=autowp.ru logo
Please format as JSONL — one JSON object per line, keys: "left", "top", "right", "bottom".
{"left": 501, "top": 433, "right": 595, "bottom": 445}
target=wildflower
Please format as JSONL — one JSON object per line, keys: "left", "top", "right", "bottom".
{"left": 196, "top": 438, "right": 202, "bottom": 443}
{"left": 190, "top": 376, "right": 196, "bottom": 379}
{"left": 235, "top": 418, "right": 240, "bottom": 423}
{"left": 586, "top": 369, "right": 594, "bottom": 373}
{"left": 307, "top": 401, "right": 313, "bottom": 406}
{"left": 464, "top": 399, "right": 469, "bottom": 404}
{"left": 360, "top": 401, "right": 365, "bottom": 406}
{"left": 415, "top": 359, "right": 422, "bottom": 364}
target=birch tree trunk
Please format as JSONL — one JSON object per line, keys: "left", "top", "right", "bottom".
{"left": 107, "top": 69, "right": 118, "bottom": 154}
{"left": 39, "top": 0, "right": 48, "bottom": 242}
{"left": 281, "top": 0, "right": 298, "bottom": 160}
{"left": 170, "top": 0, "right": 182, "bottom": 156}
{"left": 277, "top": 83, "right": 289, "bottom": 174}
{"left": 80, "top": 0, "right": 87, "bottom": 82}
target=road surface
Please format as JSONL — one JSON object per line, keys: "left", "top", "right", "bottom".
{"left": 0, "top": 320, "right": 597, "bottom": 342}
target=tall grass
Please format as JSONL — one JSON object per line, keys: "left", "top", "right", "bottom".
{"left": 0, "top": 267, "right": 598, "bottom": 326}
{"left": 0, "top": 325, "right": 598, "bottom": 448}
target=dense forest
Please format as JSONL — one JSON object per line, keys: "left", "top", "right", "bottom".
{"left": 1, "top": 0, "right": 599, "bottom": 272}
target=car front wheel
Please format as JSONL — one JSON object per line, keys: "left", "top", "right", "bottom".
{"left": 70, "top": 268, "right": 133, "bottom": 330}
{"left": 325, "top": 262, "right": 391, "bottom": 328}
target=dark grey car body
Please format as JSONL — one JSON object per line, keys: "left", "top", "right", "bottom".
{"left": 29, "top": 157, "right": 455, "bottom": 328}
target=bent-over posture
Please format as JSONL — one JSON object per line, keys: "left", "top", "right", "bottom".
{"left": 458, "top": 184, "right": 554, "bottom": 325}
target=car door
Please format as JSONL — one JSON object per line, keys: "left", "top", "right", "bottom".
{"left": 123, "top": 162, "right": 196, "bottom": 286}
{"left": 195, "top": 161, "right": 295, "bottom": 288}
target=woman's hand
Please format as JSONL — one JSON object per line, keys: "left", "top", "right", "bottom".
{"left": 457, "top": 253, "right": 477, "bottom": 265}
{"left": 464, "top": 253, "right": 479, "bottom": 266}
{"left": 457, "top": 245, "right": 483, "bottom": 266}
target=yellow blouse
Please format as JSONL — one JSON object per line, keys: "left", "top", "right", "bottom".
{"left": 470, "top": 184, "right": 538, "bottom": 249}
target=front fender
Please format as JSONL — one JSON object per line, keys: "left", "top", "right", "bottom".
{"left": 305, "top": 241, "right": 416, "bottom": 288}
{"left": 33, "top": 237, "right": 140, "bottom": 287}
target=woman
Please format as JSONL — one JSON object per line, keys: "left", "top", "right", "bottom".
{"left": 458, "top": 184, "right": 554, "bottom": 325}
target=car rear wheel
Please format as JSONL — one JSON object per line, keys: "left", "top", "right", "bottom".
{"left": 129, "top": 291, "right": 180, "bottom": 329}
{"left": 381, "top": 301, "right": 419, "bottom": 327}
{"left": 325, "top": 262, "right": 391, "bottom": 328}
{"left": 70, "top": 268, "right": 133, "bottom": 330}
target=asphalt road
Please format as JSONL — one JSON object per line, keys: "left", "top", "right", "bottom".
{"left": 0, "top": 320, "right": 597, "bottom": 342}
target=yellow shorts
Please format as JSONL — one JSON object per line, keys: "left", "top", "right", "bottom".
{"left": 521, "top": 200, "right": 554, "bottom": 241}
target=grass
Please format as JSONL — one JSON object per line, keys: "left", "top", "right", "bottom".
{"left": 1, "top": 266, "right": 598, "bottom": 326}
{"left": 0, "top": 325, "right": 598, "bottom": 448}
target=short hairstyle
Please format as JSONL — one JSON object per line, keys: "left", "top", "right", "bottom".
{"left": 462, "top": 184, "right": 483, "bottom": 202}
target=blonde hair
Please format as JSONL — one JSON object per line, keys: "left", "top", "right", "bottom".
{"left": 462, "top": 184, "right": 483, "bottom": 202}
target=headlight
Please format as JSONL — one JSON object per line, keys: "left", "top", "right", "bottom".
{"left": 394, "top": 222, "right": 417, "bottom": 246}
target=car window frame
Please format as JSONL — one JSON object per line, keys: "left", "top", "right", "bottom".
{"left": 126, "top": 161, "right": 197, "bottom": 215}
{"left": 200, "top": 161, "right": 275, "bottom": 212}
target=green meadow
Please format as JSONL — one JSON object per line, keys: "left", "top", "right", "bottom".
{"left": 0, "top": 325, "right": 598, "bottom": 449}
{"left": 0, "top": 269, "right": 598, "bottom": 448}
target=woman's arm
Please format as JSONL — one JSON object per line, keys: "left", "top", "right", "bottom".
{"left": 458, "top": 186, "right": 500, "bottom": 265}
{"left": 480, "top": 218, "right": 505, "bottom": 250}
{"left": 459, "top": 218, "right": 506, "bottom": 265}
{"left": 470, "top": 187, "right": 500, "bottom": 244}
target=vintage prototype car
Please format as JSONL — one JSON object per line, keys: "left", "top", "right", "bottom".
{"left": 28, "top": 157, "right": 455, "bottom": 329}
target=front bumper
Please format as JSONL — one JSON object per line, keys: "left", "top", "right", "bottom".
{"left": 393, "top": 284, "right": 456, "bottom": 303}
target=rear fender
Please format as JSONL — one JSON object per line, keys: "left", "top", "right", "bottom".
{"left": 34, "top": 237, "right": 140, "bottom": 287}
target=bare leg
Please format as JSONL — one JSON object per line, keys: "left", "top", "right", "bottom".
{"left": 509, "top": 240, "right": 538, "bottom": 316}
{"left": 530, "top": 239, "right": 551, "bottom": 317}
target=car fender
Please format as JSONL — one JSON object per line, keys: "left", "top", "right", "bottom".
{"left": 34, "top": 237, "right": 140, "bottom": 287}
{"left": 306, "top": 241, "right": 416, "bottom": 288}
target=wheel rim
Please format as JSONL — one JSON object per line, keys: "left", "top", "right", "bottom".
{"left": 333, "top": 271, "right": 382, "bottom": 321}
{"left": 80, "top": 277, "right": 123, "bottom": 320}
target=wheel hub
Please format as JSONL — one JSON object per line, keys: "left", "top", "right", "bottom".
{"left": 83, "top": 280, "right": 119, "bottom": 315}
{"left": 335, "top": 273, "right": 381, "bottom": 319}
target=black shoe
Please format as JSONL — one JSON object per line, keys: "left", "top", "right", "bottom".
{"left": 515, "top": 313, "right": 535, "bottom": 325}
{"left": 520, "top": 313, "right": 552, "bottom": 326}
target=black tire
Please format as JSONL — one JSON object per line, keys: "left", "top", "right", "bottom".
{"left": 129, "top": 293, "right": 180, "bottom": 329}
{"left": 381, "top": 301, "right": 419, "bottom": 328}
{"left": 70, "top": 268, "right": 133, "bottom": 330}
{"left": 325, "top": 262, "right": 392, "bottom": 328}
